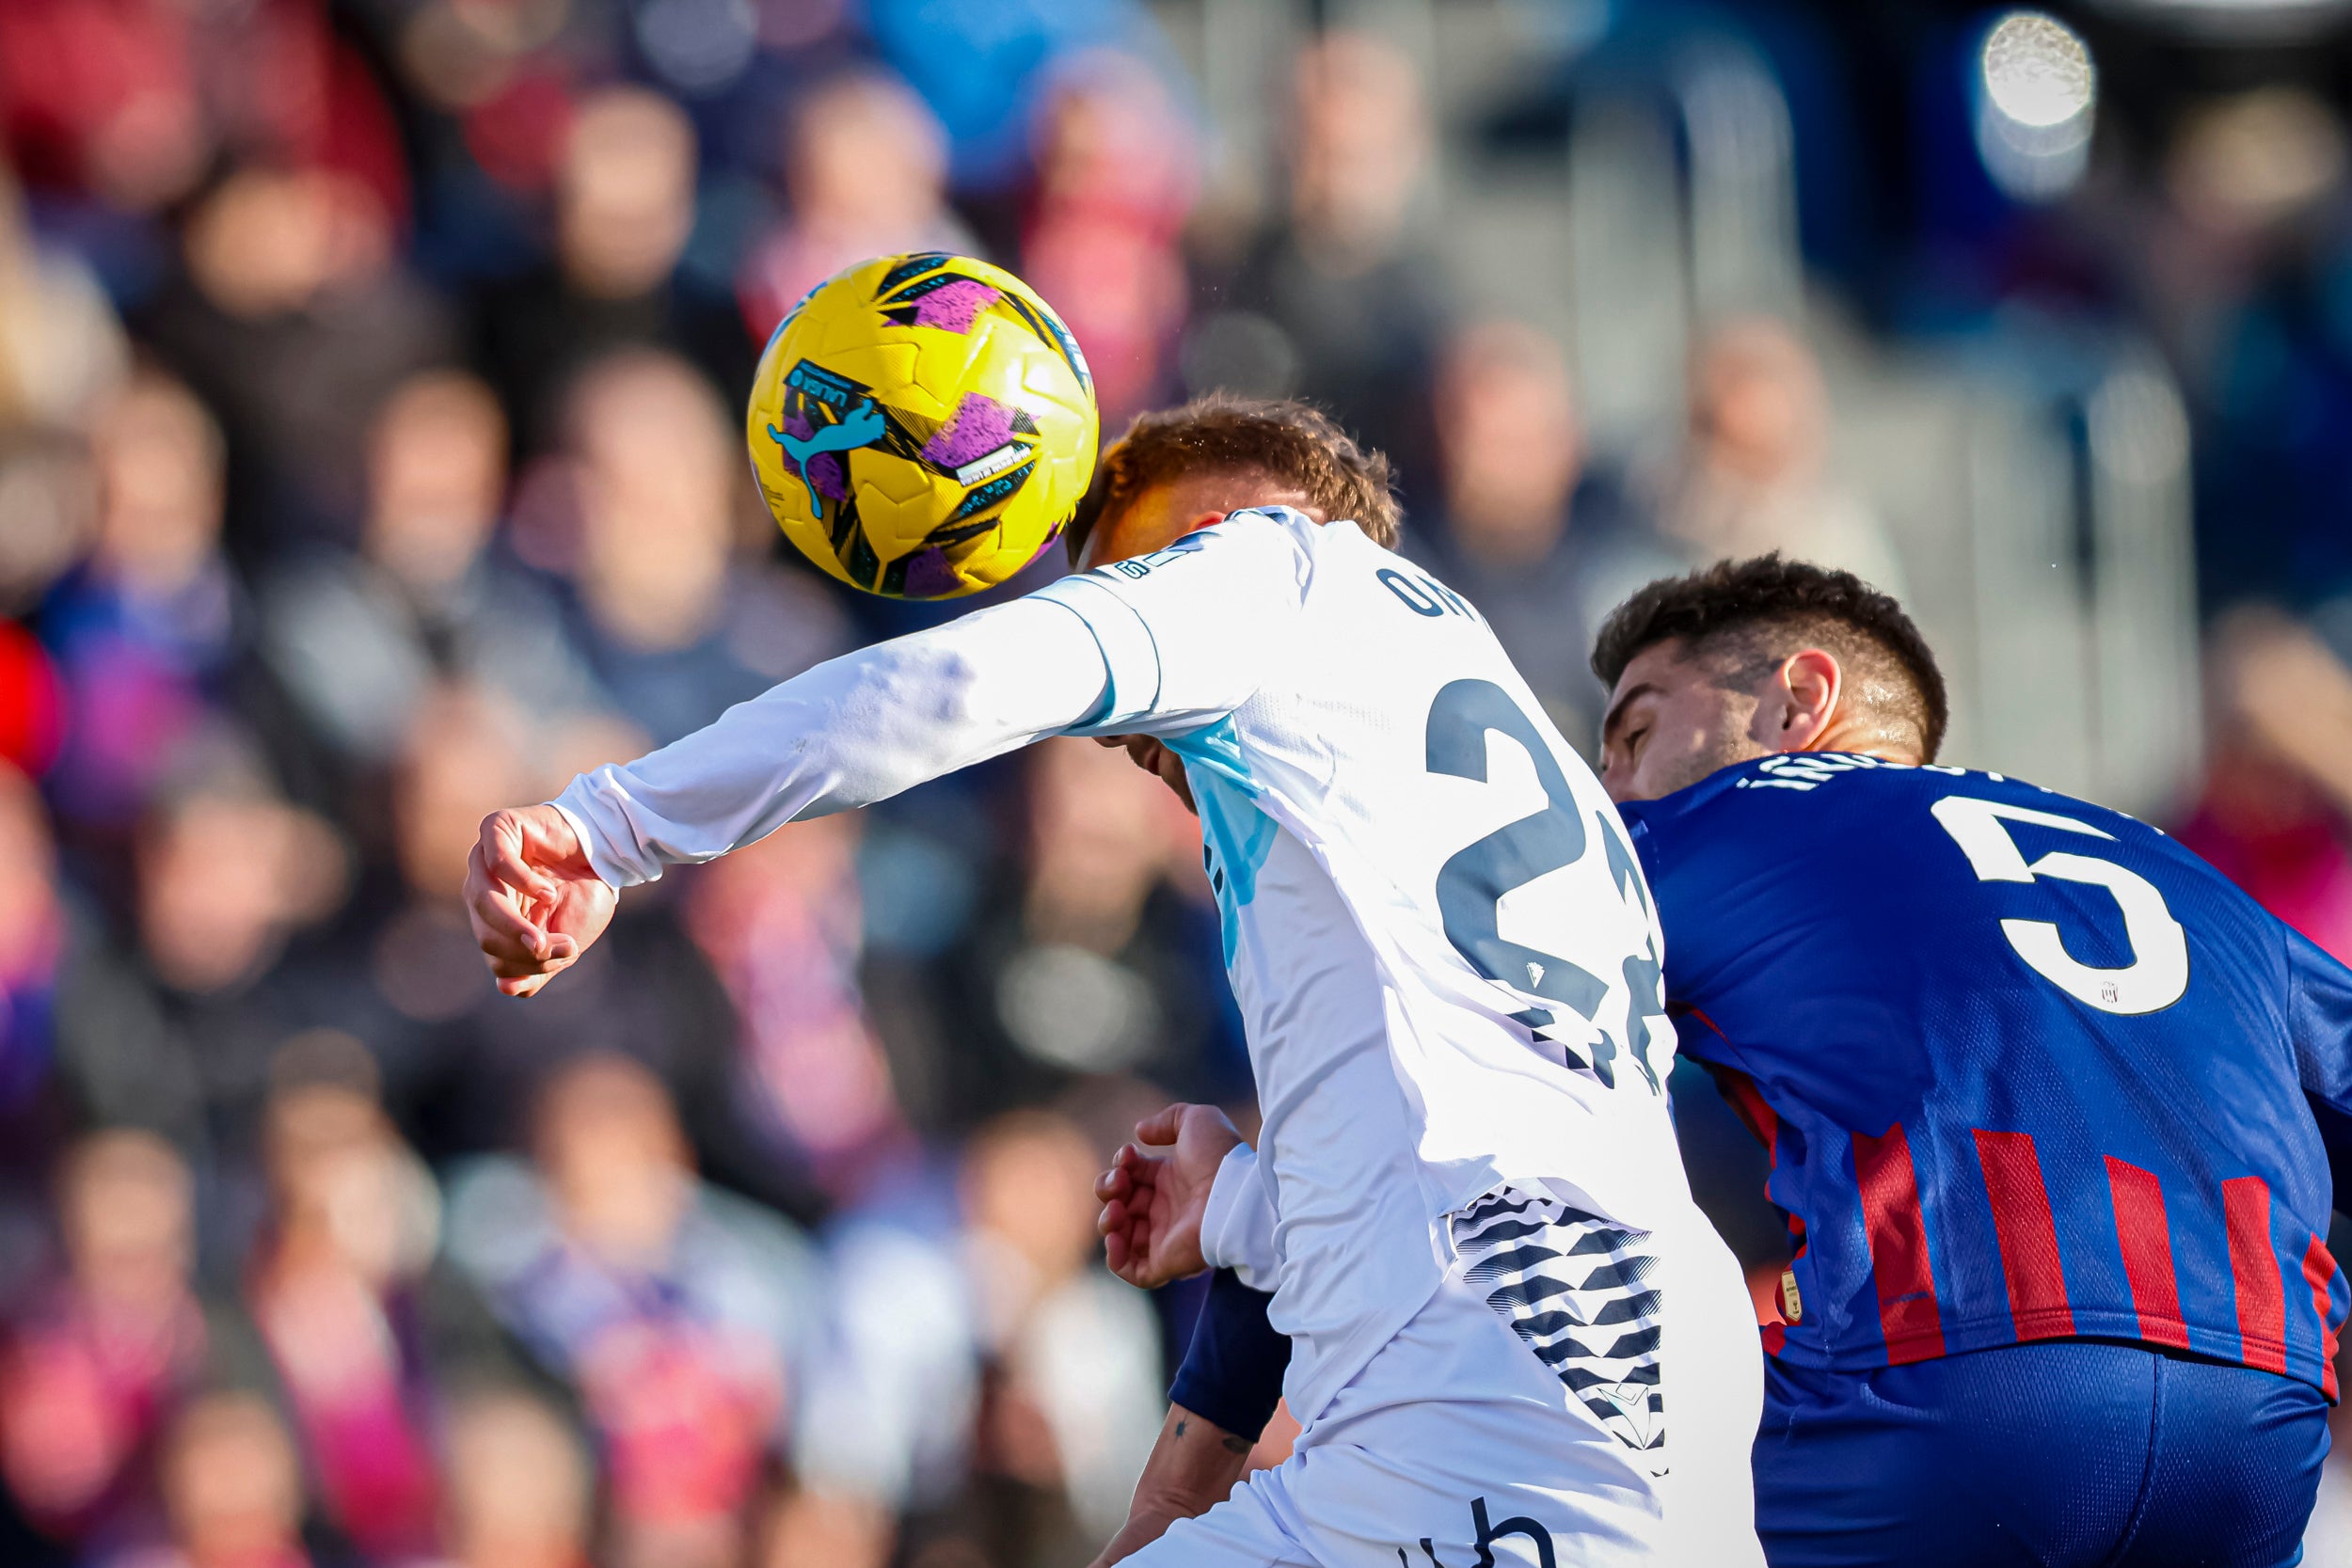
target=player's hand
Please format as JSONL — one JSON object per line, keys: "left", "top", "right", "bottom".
{"left": 1094, "top": 1103, "right": 1241, "bottom": 1289}
{"left": 463, "top": 804, "right": 617, "bottom": 998}
{"left": 1096, "top": 735, "right": 1196, "bottom": 815}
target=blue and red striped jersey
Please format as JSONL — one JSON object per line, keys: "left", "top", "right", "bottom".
{"left": 1619, "top": 753, "right": 2352, "bottom": 1397}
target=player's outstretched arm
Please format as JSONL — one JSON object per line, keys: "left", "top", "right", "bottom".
{"left": 1088, "top": 1402, "right": 1253, "bottom": 1568}
{"left": 1095, "top": 1103, "right": 1242, "bottom": 1289}
{"left": 464, "top": 804, "right": 616, "bottom": 997}
{"left": 464, "top": 596, "right": 1117, "bottom": 995}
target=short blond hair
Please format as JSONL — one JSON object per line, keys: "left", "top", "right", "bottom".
{"left": 1069, "top": 395, "right": 1400, "bottom": 564}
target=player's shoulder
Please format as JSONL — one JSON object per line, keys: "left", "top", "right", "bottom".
{"left": 1622, "top": 753, "right": 2161, "bottom": 850}
{"left": 1637, "top": 752, "right": 2105, "bottom": 812}
{"left": 1629, "top": 752, "right": 2250, "bottom": 915}
{"left": 1744, "top": 756, "right": 2169, "bottom": 851}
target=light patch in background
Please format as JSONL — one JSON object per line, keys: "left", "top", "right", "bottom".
{"left": 1179, "top": 309, "right": 1302, "bottom": 400}
{"left": 1976, "top": 11, "right": 2097, "bottom": 201}
{"left": 634, "top": 0, "right": 756, "bottom": 96}
{"left": 997, "top": 944, "right": 1159, "bottom": 1072}
{"left": 2166, "top": 87, "right": 2347, "bottom": 236}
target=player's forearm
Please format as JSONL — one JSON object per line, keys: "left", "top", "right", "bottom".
{"left": 555, "top": 597, "right": 1107, "bottom": 886}
{"left": 1092, "top": 1403, "right": 1253, "bottom": 1568}
{"left": 1092, "top": 1259, "right": 1286, "bottom": 1565}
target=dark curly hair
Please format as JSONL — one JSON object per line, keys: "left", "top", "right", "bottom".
{"left": 1066, "top": 394, "right": 1400, "bottom": 566}
{"left": 1591, "top": 554, "right": 1948, "bottom": 761}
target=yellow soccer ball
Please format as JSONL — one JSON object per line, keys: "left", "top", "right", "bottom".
{"left": 747, "top": 253, "right": 1099, "bottom": 599}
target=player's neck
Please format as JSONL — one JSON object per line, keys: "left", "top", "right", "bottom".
{"left": 1794, "top": 717, "right": 1920, "bottom": 767}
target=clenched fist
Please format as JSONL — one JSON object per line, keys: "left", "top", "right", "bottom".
{"left": 462, "top": 804, "right": 617, "bottom": 997}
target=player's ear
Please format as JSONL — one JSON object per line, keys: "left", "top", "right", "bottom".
{"left": 1773, "top": 648, "right": 1843, "bottom": 750}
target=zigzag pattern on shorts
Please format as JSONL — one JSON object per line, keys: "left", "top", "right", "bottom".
{"left": 1450, "top": 1186, "right": 1667, "bottom": 1474}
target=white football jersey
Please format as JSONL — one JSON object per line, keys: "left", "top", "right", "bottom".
{"left": 555, "top": 506, "right": 1695, "bottom": 1424}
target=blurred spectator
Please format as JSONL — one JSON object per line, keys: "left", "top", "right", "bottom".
{"left": 551, "top": 348, "right": 848, "bottom": 747}
{"left": 40, "top": 371, "right": 237, "bottom": 831}
{"left": 2180, "top": 90, "right": 2352, "bottom": 610}
{"left": 1647, "top": 316, "right": 1906, "bottom": 595}
{"left": 377, "top": 682, "right": 542, "bottom": 1013}
{"left": 54, "top": 742, "right": 345, "bottom": 1148}
{"left": 961, "top": 738, "right": 1241, "bottom": 1109}
{"left": 1019, "top": 53, "right": 1195, "bottom": 424}
{"left": 787, "top": 1194, "right": 977, "bottom": 1537}
{"left": 863, "top": 0, "right": 1156, "bottom": 190}
{"left": 242, "top": 1062, "right": 453, "bottom": 1561}
{"left": 361, "top": 678, "right": 759, "bottom": 1191}
{"left": 1406, "top": 320, "right": 1677, "bottom": 751}
{"left": 0, "top": 1130, "right": 206, "bottom": 1554}
{"left": 0, "top": 165, "right": 126, "bottom": 430}
{"left": 1183, "top": 29, "right": 1447, "bottom": 499}
{"left": 446, "top": 1053, "right": 826, "bottom": 1568}
{"left": 256, "top": 369, "right": 593, "bottom": 769}
{"left": 759, "top": 1485, "right": 893, "bottom": 1568}
{"left": 387, "top": 0, "right": 576, "bottom": 126}
{"left": 0, "top": 619, "right": 67, "bottom": 791}
{"left": 132, "top": 760, "right": 342, "bottom": 1005}
{"left": 955, "top": 1110, "right": 1161, "bottom": 1556}
{"left": 683, "top": 813, "right": 912, "bottom": 1207}
{"left": 130, "top": 1390, "right": 311, "bottom": 1568}
{"left": 2177, "top": 608, "right": 2352, "bottom": 959}
{"left": 0, "top": 0, "right": 211, "bottom": 214}
{"left": 477, "top": 87, "right": 754, "bottom": 447}
{"left": 365, "top": 681, "right": 645, "bottom": 1147}
{"left": 139, "top": 165, "right": 454, "bottom": 542}
{"left": 439, "top": 1386, "right": 589, "bottom": 1568}
{"left": 0, "top": 764, "right": 64, "bottom": 1118}
{"left": 0, "top": 0, "right": 406, "bottom": 222}
{"left": 440, "top": 1386, "right": 593, "bottom": 1568}
{"left": 0, "top": 425, "right": 99, "bottom": 623}
{"left": 736, "top": 71, "right": 975, "bottom": 341}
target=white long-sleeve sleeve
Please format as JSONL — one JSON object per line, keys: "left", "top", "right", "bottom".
{"left": 554, "top": 594, "right": 1111, "bottom": 887}
{"left": 1200, "top": 1142, "right": 1280, "bottom": 1290}
{"left": 551, "top": 510, "right": 1315, "bottom": 889}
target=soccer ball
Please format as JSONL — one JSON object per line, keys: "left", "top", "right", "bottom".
{"left": 747, "top": 253, "right": 1099, "bottom": 599}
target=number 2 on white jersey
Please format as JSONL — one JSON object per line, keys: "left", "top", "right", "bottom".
{"left": 1423, "top": 679, "right": 1663, "bottom": 1094}
{"left": 1929, "top": 795, "right": 2189, "bottom": 1016}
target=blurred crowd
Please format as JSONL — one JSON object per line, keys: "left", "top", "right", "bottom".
{"left": 5, "top": 0, "right": 2352, "bottom": 1565}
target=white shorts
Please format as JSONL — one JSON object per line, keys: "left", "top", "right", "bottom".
{"left": 1128, "top": 1198, "right": 1765, "bottom": 1568}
